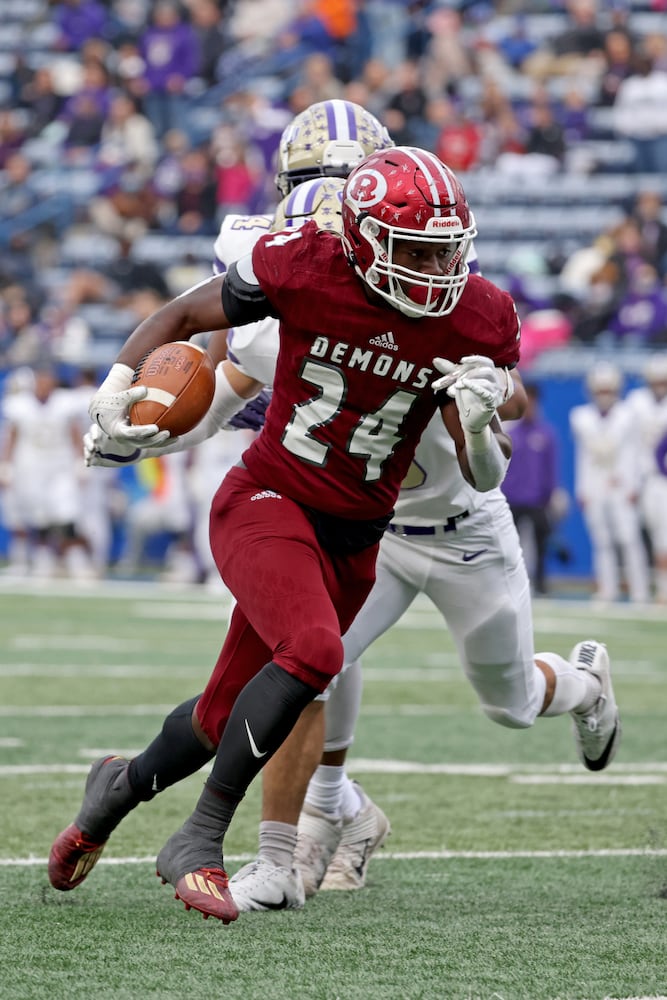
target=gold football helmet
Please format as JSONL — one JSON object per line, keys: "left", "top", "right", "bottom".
{"left": 275, "top": 99, "right": 393, "bottom": 197}
{"left": 272, "top": 176, "right": 344, "bottom": 235}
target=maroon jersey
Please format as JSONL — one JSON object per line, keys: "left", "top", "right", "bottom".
{"left": 242, "top": 221, "right": 520, "bottom": 519}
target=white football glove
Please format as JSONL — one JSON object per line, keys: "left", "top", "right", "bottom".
{"left": 88, "top": 363, "right": 170, "bottom": 447}
{"left": 84, "top": 424, "right": 143, "bottom": 468}
{"left": 433, "top": 355, "right": 514, "bottom": 434}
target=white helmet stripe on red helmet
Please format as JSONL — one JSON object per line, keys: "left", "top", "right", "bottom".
{"left": 399, "top": 147, "right": 457, "bottom": 215}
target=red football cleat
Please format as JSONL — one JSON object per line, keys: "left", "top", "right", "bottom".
{"left": 48, "top": 824, "right": 107, "bottom": 891}
{"left": 48, "top": 755, "right": 139, "bottom": 891}
{"left": 157, "top": 866, "right": 239, "bottom": 924}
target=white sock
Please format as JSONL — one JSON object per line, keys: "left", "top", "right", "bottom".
{"left": 257, "top": 820, "right": 297, "bottom": 870}
{"left": 340, "top": 775, "right": 364, "bottom": 822}
{"left": 305, "top": 764, "right": 345, "bottom": 819}
{"left": 537, "top": 652, "right": 601, "bottom": 716}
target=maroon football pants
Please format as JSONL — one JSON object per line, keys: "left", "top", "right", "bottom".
{"left": 196, "top": 465, "right": 378, "bottom": 746}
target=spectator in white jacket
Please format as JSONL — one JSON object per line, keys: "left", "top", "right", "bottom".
{"left": 612, "top": 51, "right": 667, "bottom": 174}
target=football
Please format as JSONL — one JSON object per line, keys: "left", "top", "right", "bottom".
{"left": 129, "top": 341, "right": 216, "bottom": 437}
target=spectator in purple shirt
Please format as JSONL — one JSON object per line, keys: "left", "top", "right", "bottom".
{"left": 138, "top": 1, "right": 200, "bottom": 138}
{"left": 59, "top": 60, "right": 112, "bottom": 161}
{"left": 608, "top": 262, "right": 667, "bottom": 346}
{"left": 53, "top": 0, "right": 110, "bottom": 51}
{"left": 502, "top": 383, "right": 561, "bottom": 595}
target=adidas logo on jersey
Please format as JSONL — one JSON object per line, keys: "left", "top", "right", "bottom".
{"left": 369, "top": 332, "right": 398, "bottom": 352}
{"left": 250, "top": 490, "right": 283, "bottom": 501}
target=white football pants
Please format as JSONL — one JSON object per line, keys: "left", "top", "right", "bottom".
{"left": 325, "top": 496, "right": 544, "bottom": 750}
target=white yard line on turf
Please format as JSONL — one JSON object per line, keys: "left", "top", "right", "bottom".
{"left": 2, "top": 847, "right": 667, "bottom": 867}
{"left": 2, "top": 759, "right": 667, "bottom": 778}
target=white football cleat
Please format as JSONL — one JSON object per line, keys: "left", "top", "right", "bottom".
{"left": 320, "top": 784, "right": 391, "bottom": 891}
{"left": 569, "top": 640, "right": 621, "bottom": 771}
{"left": 294, "top": 805, "right": 343, "bottom": 898}
{"left": 229, "top": 857, "right": 305, "bottom": 912}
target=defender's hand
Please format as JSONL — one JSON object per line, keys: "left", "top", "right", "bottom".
{"left": 83, "top": 424, "right": 143, "bottom": 468}
{"left": 432, "top": 355, "right": 514, "bottom": 404}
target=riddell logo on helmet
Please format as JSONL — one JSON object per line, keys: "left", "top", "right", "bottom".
{"left": 426, "top": 217, "right": 462, "bottom": 231}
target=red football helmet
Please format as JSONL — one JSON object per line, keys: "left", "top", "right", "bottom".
{"left": 341, "top": 146, "right": 477, "bottom": 317}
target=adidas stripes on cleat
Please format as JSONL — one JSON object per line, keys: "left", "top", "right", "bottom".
{"left": 157, "top": 867, "right": 238, "bottom": 923}
{"left": 156, "top": 826, "right": 238, "bottom": 924}
{"left": 48, "top": 826, "right": 107, "bottom": 891}
{"left": 48, "top": 755, "right": 138, "bottom": 891}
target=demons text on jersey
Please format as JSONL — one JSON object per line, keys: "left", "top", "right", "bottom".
{"left": 308, "top": 335, "right": 432, "bottom": 390}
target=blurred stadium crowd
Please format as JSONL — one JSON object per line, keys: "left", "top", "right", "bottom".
{"left": 1, "top": 0, "right": 667, "bottom": 591}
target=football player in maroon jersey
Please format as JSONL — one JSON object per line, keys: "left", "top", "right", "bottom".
{"left": 50, "top": 147, "right": 524, "bottom": 923}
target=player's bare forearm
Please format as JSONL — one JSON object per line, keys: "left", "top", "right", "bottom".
{"left": 498, "top": 370, "right": 527, "bottom": 421}
{"left": 207, "top": 329, "right": 229, "bottom": 366}
{"left": 116, "top": 276, "right": 229, "bottom": 370}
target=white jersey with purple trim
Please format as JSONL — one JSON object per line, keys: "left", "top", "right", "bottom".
{"left": 212, "top": 213, "right": 273, "bottom": 275}
{"left": 212, "top": 211, "right": 279, "bottom": 387}
{"left": 393, "top": 413, "right": 502, "bottom": 524}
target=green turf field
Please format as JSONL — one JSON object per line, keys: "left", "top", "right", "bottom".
{"left": 1, "top": 580, "right": 666, "bottom": 1000}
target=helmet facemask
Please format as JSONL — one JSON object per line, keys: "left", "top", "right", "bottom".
{"left": 352, "top": 212, "right": 476, "bottom": 318}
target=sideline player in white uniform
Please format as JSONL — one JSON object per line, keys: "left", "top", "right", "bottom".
{"left": 68, "top": 369, "right": 118, "bottom": 577}
{"left": 624, "top": 353, "right": 667, "bottom": 602}
{"left": 1, "top": 365, "right": 93, "bottom": 578}
{"left": 570, "top": 362, "right": 650, "bottom": 603}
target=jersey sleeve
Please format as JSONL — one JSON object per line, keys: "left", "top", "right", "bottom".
{"left": 226, "top": 317, "right": 279, "bottom": 387}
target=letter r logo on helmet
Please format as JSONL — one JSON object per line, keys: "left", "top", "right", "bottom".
{"left": 347, "top": 170, "right": 388, "bottom": 207}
